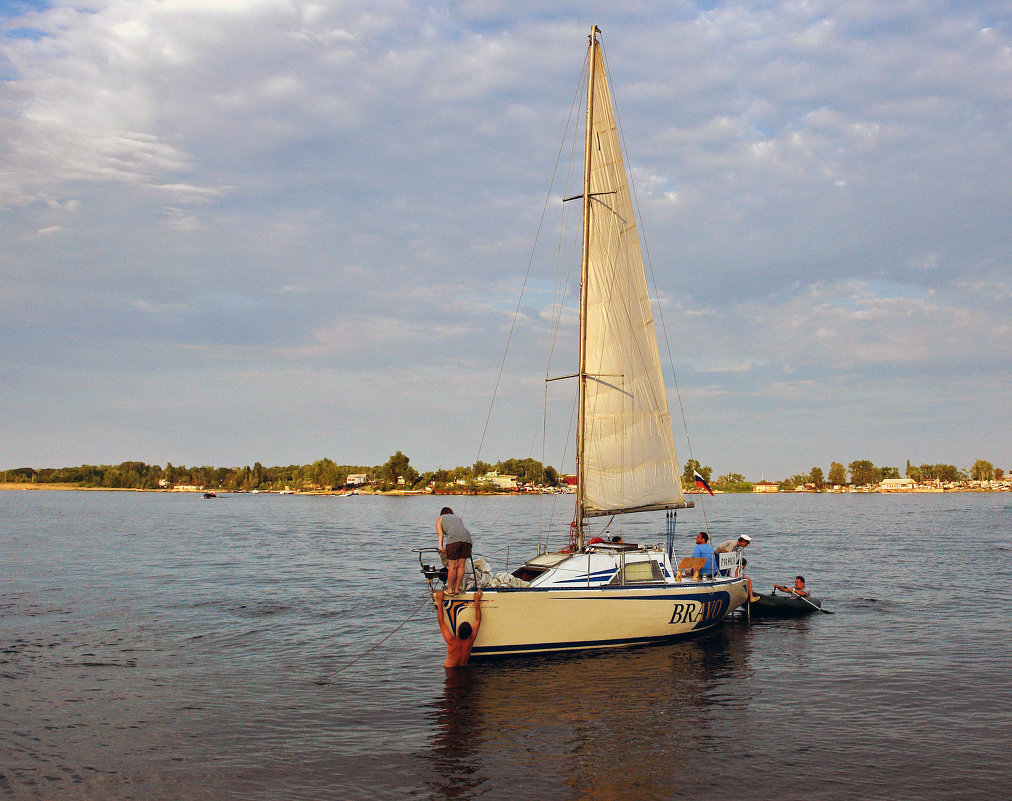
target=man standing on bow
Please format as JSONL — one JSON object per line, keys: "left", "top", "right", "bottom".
{"left": 436, "top": 506, "right": 473, "bottom": 595}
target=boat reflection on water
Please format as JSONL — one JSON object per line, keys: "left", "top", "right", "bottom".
{"left": 421, "top": 627, "right": 762, "bottom": 799}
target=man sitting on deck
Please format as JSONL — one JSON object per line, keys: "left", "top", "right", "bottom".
{"left": 691, "top": 532, "right": 718, "bottom": 577}
{"left": 435, "top": 589, "right": 483, "bottom": 668}
{"left": 774, "top": 576, "right": 809, "bottom": 598}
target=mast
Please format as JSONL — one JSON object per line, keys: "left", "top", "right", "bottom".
{"left": 575, "top": 25, "right": 600, "bottom": 550}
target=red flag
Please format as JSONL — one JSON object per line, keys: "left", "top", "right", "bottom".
{"left": 694, "top": 470, "right": 714, "bottom": 496}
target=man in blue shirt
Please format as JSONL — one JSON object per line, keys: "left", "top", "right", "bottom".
{"left": 691, "top": 531, "right": 718, "bottom": 576}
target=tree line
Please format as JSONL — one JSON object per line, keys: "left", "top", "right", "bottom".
{"left": 683, "top": 458, "right": 1004, "bottom": 493}
{"left": 1, "top": 452, "right": 561, "bottom": 492}
{"left": 4, "top": 454, "right": 1002, "bottom": 493}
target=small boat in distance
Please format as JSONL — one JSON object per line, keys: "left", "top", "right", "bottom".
{"left": 203, "top": 491, "right": 216, "bottom": 499}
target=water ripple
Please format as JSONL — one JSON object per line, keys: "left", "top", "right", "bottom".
{"left": 1, "top": 491, "right": 1010, "bottom": 799}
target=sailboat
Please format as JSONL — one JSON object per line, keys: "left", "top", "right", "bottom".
{"left": 421, "top": 27, "right": 749, "bottom": 657}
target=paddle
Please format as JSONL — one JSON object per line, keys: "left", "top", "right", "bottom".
{"left": 773, "top": 586, "right": 833, "bottom": 614}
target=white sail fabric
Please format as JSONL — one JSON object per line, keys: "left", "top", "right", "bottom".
{"left": 581, "top": 45, "right": 686, "bottom": 516}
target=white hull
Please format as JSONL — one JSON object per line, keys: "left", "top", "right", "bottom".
{"left": 442, "top": 577, "right": 748, "bottom": 658}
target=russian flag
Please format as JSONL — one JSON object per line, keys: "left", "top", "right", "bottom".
{"left": 694, "top": 470, "right": 714, "bottom": 496}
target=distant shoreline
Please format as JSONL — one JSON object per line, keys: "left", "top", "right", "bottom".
{"left": 1, "top": 483, "right": 1007, "bottom": 495}
{"left": 0, "top": 482, "right": 124, "bottom": 491}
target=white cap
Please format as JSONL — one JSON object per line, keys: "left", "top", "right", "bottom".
{"left": 739, "top": 534, "right": 752, "bottom": 542}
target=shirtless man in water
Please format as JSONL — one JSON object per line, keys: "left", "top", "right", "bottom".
{"left": 435, "top": 588, "right": 483, "bottom": 667}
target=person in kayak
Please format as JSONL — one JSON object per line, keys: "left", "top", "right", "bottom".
{"left": 774, "top": 576, "right": 809, "bottom": 597}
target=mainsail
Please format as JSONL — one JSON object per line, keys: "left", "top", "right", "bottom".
{"left": 578, "top": 37, "right": 686, "bottom": 519}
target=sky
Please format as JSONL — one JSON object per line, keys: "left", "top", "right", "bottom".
{"left": 2, "top": 0, "right": 1009, "bottom": 480}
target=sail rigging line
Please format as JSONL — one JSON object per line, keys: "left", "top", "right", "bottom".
{"left": 539, "top": 95, "right": 587, "bottom": 551}
{"left": 638, "top": 213, "right": 711, "bottom": 531}
{"left": 603, "top": 38, "right": 711, "bottom": 534}
{"left": 468, "top": 50, "right": 589, "bottom": 541}
{"left": 631, "top": 164, "right": 709, "bottom": 527}
{"left": 314, "top": 593, "right": 431, "bottom": 685}
{"left": 538, "top": 379, "right": 578, "bottom": 552}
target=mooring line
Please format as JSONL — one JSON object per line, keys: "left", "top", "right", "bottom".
{"left": 315, "top": 593, "right": 432, "bottom": 685}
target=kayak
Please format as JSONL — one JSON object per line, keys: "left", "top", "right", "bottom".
{"left": 749, "top": 592, "right": 822, "bottom": 617}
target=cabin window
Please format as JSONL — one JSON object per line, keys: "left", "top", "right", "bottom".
{"left": 610, "top": 559, "right": 663, "bottom": 584}
{"left": 512, "top": 565, "right": 547, "bottom": 582}
{"left": 512, "top": 552, "right": 569, "bottom": 582}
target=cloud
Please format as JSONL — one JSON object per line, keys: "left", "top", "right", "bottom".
{"left": 1, "top": 1, "right": 1009, "bottom": 476}
{"left": 147, "top": 183, "right": 230, "bottom": 203}
{"left": 29, "top": 224, "right": 67, "bottom": 238}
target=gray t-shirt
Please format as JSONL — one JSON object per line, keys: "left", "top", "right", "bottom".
{"left": 714, "top": 539, "right": 741, "bottom": 554}
{"left": 439, "top": 513, "right": 472, "bottom": 545}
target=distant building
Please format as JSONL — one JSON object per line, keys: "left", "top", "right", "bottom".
{"left": 346, "top": 474, "right": 369, "bottom": 486}
{"left": 481, "top": 471, "right": 518, "bottom": 490}
{"left": 880, "top": 478, "right": 916, "bottom": 492}
{"left": 753, "top": 481, "right": 779, "bottom": 493}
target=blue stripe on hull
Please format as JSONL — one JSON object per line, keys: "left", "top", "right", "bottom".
{"left": 469, "top": 620, "right": 723, "bottom": 658}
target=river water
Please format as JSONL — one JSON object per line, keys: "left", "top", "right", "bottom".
{"left": 2, "top": 490, "right": 1010, "bottom": 799}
